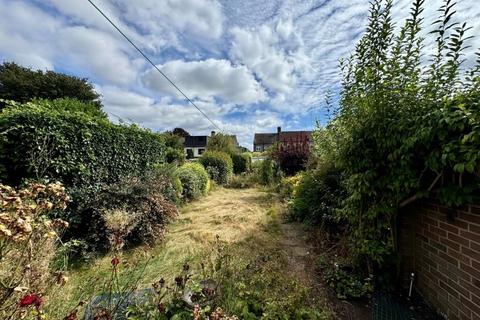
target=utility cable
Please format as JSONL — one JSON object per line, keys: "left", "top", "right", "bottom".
{"left": 87, "top": 0, "right": 223, "bottom": 132}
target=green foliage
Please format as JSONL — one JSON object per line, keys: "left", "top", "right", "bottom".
{"left": 318, "top": 257, "right": 373, "bottom": 300}
{"left": 186, "top": 149, "right": 194, "bottom": 160}
{"left": 288, "top": 166, "right": 346, "bottom": 233}
{"left": 0, "top": 62, "right": 102, "bottom": 110}
{"left": 307, "top": 0, "right": 480, "bottom": 271}
{"left": 172, "top": 127, "right": 190, "bottom": 138}
{"left": 151, "top": 163, "right": 184, "bottom": 204}
{"left": 164, "top": 132, "right": 186, "bottom": 165}
{"left": 199, "top": 151, "right": 233, "bottom": 185}
{"left": 255, "top": 159, "right": 282, "bottom": 186}
{"left": 31, "top": 98, "right": 107, "bottom": 119}
{"left": 176, "top": 162, "right": 209, "bottom": 200}
{"left": 232, "top": 153, "right": 251, "bottom": 174}
{"left": 0, "top": 101, "right": 166, "bottom": 207}
{"left": 220, "top": 245, "right": 330, "bottom": 320}
{"left": 206, "top": 133, "right": 237, "bottom": 155}
{"left": 126, "top": 240, "right": 237, "bottom": 320}
{"left": 276, "top": 174, "right": 302, "bottom": 200}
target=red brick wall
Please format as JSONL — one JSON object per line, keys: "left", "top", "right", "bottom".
{"left": 399, "top": 202, "right": 480, "bottom": 320}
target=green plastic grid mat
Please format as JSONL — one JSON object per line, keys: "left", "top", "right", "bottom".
{"left": 372, "top": 292, "right": 415, "bottom": 320}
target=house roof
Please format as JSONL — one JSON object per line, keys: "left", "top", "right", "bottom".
{"left": 279, "top": 131, "right": 312, "bottom": 143}
{"left": 253, "top": 130, "right": 312, "bottom": 146}
{"left": 184, "top": 136, "right": 208, "bottom": 148}
{"left": 253, "top": 133, "right": 278, "bottom": 145}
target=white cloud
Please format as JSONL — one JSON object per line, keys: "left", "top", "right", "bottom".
{"left": 230, "top": 26, "right": 294, "bottom": 93}
{"left": 229, "top": 22, "right": 313, "bottom": 111}
{"left": 142, "top": 59, "right": 266, "bottom": 104}
{"left": 98, "top": 85, "right": 284, "bottom": 148}
{"left": 56, "top": 26, "right": 137, "bottom": 85}
{"left": 117, "top": 0, "right": 223, "bottom": 39}
{"left": 0, "top": 0, "right": 139, "bottom": 85}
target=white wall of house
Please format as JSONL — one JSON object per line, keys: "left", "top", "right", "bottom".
{"left": 184, "top": 147, "right": 206, "bottom": 158}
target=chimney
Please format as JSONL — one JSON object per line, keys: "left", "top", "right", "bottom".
{"left": 211, "top": 131, "right": 216, "bottom": 136}
{"left": 277, "top": 126, "right": 281, "bottom": 134}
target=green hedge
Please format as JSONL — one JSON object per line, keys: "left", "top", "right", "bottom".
{"left": 232, "top": 153, "right": 251, "bottom": 174}
{"left": 176, "top": 162, "right": 209, "bottom": 200}
{"left": 199, "top": 151, "right": 233, "bottom": 185}
{"left": 0, "top": 101, "right": 166, "bottom": 192}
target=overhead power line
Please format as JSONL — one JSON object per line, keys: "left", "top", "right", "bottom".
{"left": 87, "top": 0, "right": 223, "bottom": 132}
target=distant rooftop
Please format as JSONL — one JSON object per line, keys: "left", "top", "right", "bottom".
{"left": 184, "top": 135, "right": 208, "bottom": 148}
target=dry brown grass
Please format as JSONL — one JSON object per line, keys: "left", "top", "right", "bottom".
{"left": 43, "top": 187, "right": 334, "bottom": 319}
{"left": 44, "top": 188, "right": 282, "bottom": 318}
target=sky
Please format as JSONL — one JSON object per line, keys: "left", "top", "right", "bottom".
{"left": 1, "top": 0, "right": 480, "bottom": 149}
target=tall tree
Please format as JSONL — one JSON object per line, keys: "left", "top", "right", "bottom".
{"left": 172, "top": 127, "right": 190, "bottom": 137}
{"left": 0, "top": 62, "right": 102, "bottom": 111}
{"left": 206, "top": 133, "right": 237, "bottom": 155}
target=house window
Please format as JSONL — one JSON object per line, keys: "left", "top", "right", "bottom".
{"left": 255, "top": 145, "right": 262, "bottom": 152}
{"left": 198, "top": 148, "right": 205, "bottom": 155}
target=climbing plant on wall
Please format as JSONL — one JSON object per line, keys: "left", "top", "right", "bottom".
{"left": 311, "top": 0, "right": 480, "bottom": 272}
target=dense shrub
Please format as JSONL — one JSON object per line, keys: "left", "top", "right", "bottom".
{"left": 271, "top": 140, "right": 310, "bottom": 176}
{"left": 305, "top": 0, "right": 480, "bottom": 272}
{"left": 277, "top": 174, "right": 302, "bottom": 200}
{"left": 288, "top": 166, "right": 346, "bottom": 235}
{"left": 318, "top": 256, "right": 373, "bottom": 300}
{"left": 176, "top": 162, "right": 209, "bottom": 200}
{"left": 199, "top": 151, "right": 233, "bottom": 185}
{"left": 32, "top": 98, "right": 107, "bottom": 119}
{"left": 149, "top": 164, "right": 183, "bottom": 204}
{"left": 78, "top": 175, "right": 178, "bottom": 251}
{"left": 232, "top": 153, "right": 251, "bottom": 174}
{"left": 255, "top": 158, "right": 282, "bottom": 186}
{"left": 0, "top": 101, "right": 166, "bottom": 192}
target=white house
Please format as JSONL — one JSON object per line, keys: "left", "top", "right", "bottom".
{"left": 184, "top": 135, "right": 209, "bottom": 158}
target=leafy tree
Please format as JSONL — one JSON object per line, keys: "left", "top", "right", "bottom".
{"left": 172, "top": 127, "right": 190, "bottom": 137}
{"left": 0, "top": 62, "right": 102, "bottom": 111}
{"left": 206, "top": 133, "right": 237, "bottom": 155}
{"left": 164, "top": 132, "right": 185, "bottom": 164}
